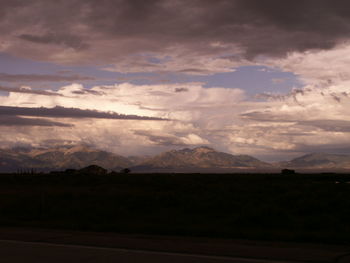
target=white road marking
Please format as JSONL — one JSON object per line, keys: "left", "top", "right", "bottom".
{"left": 0, "top": 239, "right": 303, "bottom": 263}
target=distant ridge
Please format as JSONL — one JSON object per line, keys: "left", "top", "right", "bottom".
{"left": 132, "top": 146, "right": 272, "bottom": 172}
{"left": 278, "top": 152, "right": 350, "bottom": 170}
{"left": 0, "top": 145, "right": 131, "bottom": 172}
{"left": 1, "top": 145, "right": 350, "bottom": 173}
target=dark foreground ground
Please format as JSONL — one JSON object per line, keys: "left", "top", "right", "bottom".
{"left": 0, "top": 172, "right": 350, "bottom": 244}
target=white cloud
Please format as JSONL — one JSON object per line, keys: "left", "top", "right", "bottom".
{"left": 1, "top": 82, "right": 245, "bottom": 121}
{"left": 2, "top": 64, "right": 350, "bottom": 160}
{"left": 0, "top": 82, "right": 244, "bottom": 155}
{"left": 229, "top": 83, "right": 350, "bottom": 158}
{"left": 271, "top": 43, "right": 350, "bottom": 87}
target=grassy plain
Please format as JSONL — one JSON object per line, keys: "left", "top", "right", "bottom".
{"left": 0, "top": 172, "right": 349, "bottom": 244}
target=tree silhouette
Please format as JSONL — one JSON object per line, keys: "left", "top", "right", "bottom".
{"left": 120, "top": 168, "right": 131, "bottom": 174}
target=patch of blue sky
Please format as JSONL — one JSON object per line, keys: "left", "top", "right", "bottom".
{"left": 144, "top": 54, "right": 172, "bottom": 64}
{"left": 157, "top": 65, "right": 303, "bottom": 96}
{"left": 203, "top": 65, "right": 303, "bottom": 96}
{"left": 0, "top": 53, "right": 59, "bottom": 74}
{"left": 109, "top": 66, "right": 303, "bottom": 97}
{"left": 0, "top": 53, "right": 302, "bottom": 97}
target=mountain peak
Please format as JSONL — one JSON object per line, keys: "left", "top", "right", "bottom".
{"left": 139, "top": 146, "right": 269, "bottom": 170}
{"left": 280, "top": 152, "right": 350, "bottom": 169}
{"left": 296, "top": 152, "right": 348, "bottom": 160}
{"left": 26, "top": 144, "right": 96, "bottom": 157}
{"left": 171, "top": 146, "right": 215, "bottom": 154}
{"left": 63, "top": 145, "right": 97, "bottom": 155}
{"left": 193, "top": 146, "right": 216, "bottom": 153}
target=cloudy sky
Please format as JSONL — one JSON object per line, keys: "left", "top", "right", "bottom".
{"left": 1, "top": 0, "right": 350, "bottom": 161}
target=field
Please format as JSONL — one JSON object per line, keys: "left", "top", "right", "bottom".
{"left": 0, "top": 172, "right": 350, "bottom": 244}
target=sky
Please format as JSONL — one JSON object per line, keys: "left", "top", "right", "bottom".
{"left": 1, "top": 0, "right": 350, "bottom": 161}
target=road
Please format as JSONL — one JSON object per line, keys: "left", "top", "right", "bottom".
{"left": 0, "top": 227, "right": 349, "bottom": 263}
{"left": 0, "top": 239, "right": 298, "bottom": 263}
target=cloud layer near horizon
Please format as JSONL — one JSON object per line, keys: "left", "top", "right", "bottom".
{"left": 1, "top": 81, "right": 350, "bottom": 160}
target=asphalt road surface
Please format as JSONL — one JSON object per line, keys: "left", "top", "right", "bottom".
{"left": 0, "top": 239, "right": 300, "bottom": 263}
{"left": 0, "top": 228, "right": 349, "bottom": 263}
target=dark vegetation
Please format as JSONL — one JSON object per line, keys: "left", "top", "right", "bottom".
{"left": 0, "top": 171, "right": 350, "bottom": 244}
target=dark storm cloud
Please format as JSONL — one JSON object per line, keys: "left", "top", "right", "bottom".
{"left": 241, "top": 110, "right": 282, "bottom": 122}
{"left": 176, "top": 69, "right": 214, "bottom": 75}
{"left": 70, "top": 89, "right": 102, "bottom": 95}
{"left": 299, "top": 120, "right": 350, "bottom": 132}
{"left": 0, "top": 105, "right": 167, "bottom": 121}
{"left": 19, "top": 33, "right": 89, "bottom": 50}
{"left": 2, "top": 0, "right": 350, "bottom": 66}
{"left": 0, "top": 73, "right": 94, "bottom": 82}
{"left": 0, "top": 85, "right": 103, "bottom": 96}
{"left": 134, "top": 130, "right": 189, "bottom": 146}
{"left": 0, "top": 85, "right": 62, "bottom": 96}
{"left": 256, "top": 89, "right": 306, "bottom": 102}
{"left": 116, "top": 75, "right": 170, "bottom": 83}
{"left": 174, "top": 87, "right": 188, "bottom": 93}
{"left": 0, "top": 115, "right": 73, "bottom": 127}
{"left": 231, "top": 0, "right": 350, "bottom": 57}
{"left": 242, "top": 110, "right": 350, "bottom": 133}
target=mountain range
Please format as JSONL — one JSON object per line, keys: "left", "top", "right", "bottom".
{"left": 279, "top": 152, "right": 350, "bottom": 171}
{"left": 0, "top": 145, "right": 131, "bottom": 173}
{"left": 132, "top": 146, "right": 272, "bottom": 172}
{"left": 1, "top": 145, "right": 350, "bottom": 173}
